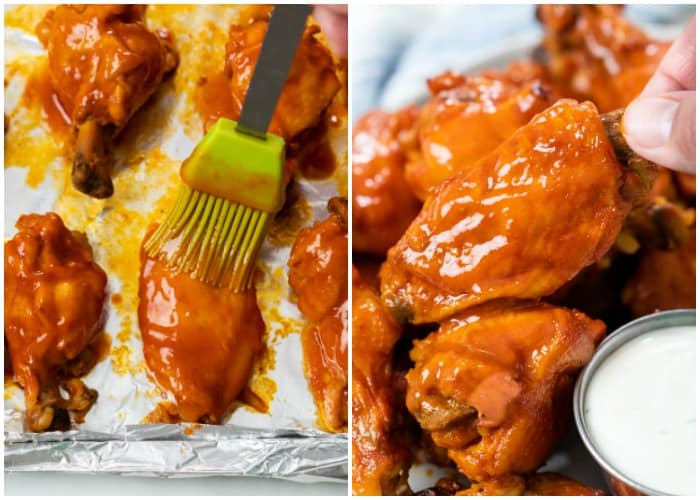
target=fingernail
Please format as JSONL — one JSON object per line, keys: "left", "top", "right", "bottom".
{"left": 623, "top": 96, "right": 680, "bottom": 149}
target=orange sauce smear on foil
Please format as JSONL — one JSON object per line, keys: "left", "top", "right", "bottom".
{"left": 4, "top": 4, "right": 347, "bottom": 424}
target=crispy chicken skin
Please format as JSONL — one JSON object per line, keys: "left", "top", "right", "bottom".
{"left": 4, "top": 213, "right": 107, "bottom": 432}
{"left": 352, "top": 268, "right": 411, "bottom": 496}
{"left": 138, "top": 231, "right": 264, "bottom": 424}
{"left": 624, "top": 227, "right": 696, "bottom": 317}
{"left": 406, "top": 302, "right": 605, "bottom": 481}
{"left": 225, "top": 20, "right": 340, "bottom": 141}
{"left": 288, "top": 198, "right": 348, "bottom": 432}
{"left": 405, "top": 72, "right": 554, "bottom": 201}
{"left": 381, "top": 100, "right": 630, "bottom": 324}
{"left": 352, "top": 106, "right": 423, "bottom": 255}
{"left": 457, "top": 473, "right": 606, "bottom": 496}
{"left": 36, "top": 5, "right": 178, "bottom": 198}
{"left": 537, "top": 4, "right": 669, "bottom": 112}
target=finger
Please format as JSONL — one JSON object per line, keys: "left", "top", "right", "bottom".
{"left": 623, "top": 90, "right": 696, "bottom": 174}
{"left": 313, "top": 5, "right": 348, "bottom": 57}
{"left": 643, "top": 16, "right": 696, "bottom": 95}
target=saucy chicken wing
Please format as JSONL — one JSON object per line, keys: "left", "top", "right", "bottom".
{"left": 36, "top": 5, "right": 178, "bottom": 198}
{"left": 138, "top": 230, "right": 264, "bottom": 423}
{"left": 621, "top": 168, "right": 695, "bottom": 252}
{"left": 352, "top": 106, "right": 423, "bottom": 255}
{"left": 623, "top": 227, "right": 696, "bottom": 317}
{"left": 352, "top": 268, "right": 411, "bottom": 496}
{"left": 458, "top": 473, "right": 606, "bottom": 496}
{"left": 4, "top": 213, "right": 107, "bottom": 432}
{"left": 381, "top": 99, "right": 644, "bottom": 324}
{"left": 405, "top": 71, "right": 554, "bottom": 201}
{"left": 288, "top": 198, "right": 348, "bottom": 432}
{"left": 406, "top": 301, "right": 605, "bottom": 481}
{"left": 537, "top": 4, "right": 669, "bottom": 112}
{"left": 225, "top": 18, "right": 340, "bottom": 141}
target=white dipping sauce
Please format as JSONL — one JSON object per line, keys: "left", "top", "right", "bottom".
{"left": 585, "top": 325, "right": 696, "bottom": 495}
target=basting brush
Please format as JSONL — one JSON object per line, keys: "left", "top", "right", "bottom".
{"left": 144, "top": 5, "right": 311, "bottom": 291}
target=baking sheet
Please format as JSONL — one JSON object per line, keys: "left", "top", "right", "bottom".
{"left": 4, "top": 5, "right": 347, "bottom": 480}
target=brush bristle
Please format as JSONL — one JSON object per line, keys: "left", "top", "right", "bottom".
{"left": 144, "top": 184, "right": 271, "bottom": 292}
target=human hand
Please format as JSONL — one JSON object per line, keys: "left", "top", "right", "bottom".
{"left": 623, "top": 16, "right": 696, "bottom": 174}
{"left": 313, "top": 5, "right": 348, "bottom": 57}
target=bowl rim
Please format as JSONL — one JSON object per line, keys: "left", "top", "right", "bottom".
{"left": 573, "top": 308, "right": 696, "bottom": 496}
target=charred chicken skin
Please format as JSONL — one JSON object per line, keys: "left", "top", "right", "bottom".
{"left": 225, "top": 19, "right": 340, "bottom": 141}
{"left": 381, "top": 99, "right": 638, "bottom": 324}
{"left": 405, "top": 71, "right": 554, "bottom": 201}
{"left": 288, "top": 198, "right": 348, "bottom": 432}
{"left": 352, "top": 106, "right": 423, "bottom": 255}
{"left": 352, "top": 268, "right": 411, "bottom": 496}
{"left": 457, "top": 473, "right": 606, "bottom": 496}
{"left": 537, "top": 4, "right": 669, "bottom": 113}
{"left": 406, "top": 301, "right": 605, "bottom": 481}
{"left": 36, "top": 5, "right": 178, "bottom": 198}
{"left": 138, "top": 230, "right": 264, "bottom": 424}
{"left": 4, "top": 213, "right": 107, "bottom": 432}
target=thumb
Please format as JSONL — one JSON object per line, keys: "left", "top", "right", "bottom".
{"left": 622, "top": 91, "right": 696, "bottom": 174}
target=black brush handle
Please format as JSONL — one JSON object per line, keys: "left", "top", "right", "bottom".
{"left": 236, "top": 4, "right": 311, "bottom": 139}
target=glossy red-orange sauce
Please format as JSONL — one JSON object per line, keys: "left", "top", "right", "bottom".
{"left": 4, "top": 212, "right": 107, "bottom": 431}
{"left": 194, "top": 69, "right": 337, "bottom": 181}
{"left": 35, "top": 5, "right": 177, "bottom": 128}
{"left": 22, "top": 62, "right": 71, "bottom": 137}
{"left": 138, "top": 232, "right": 265, "bottom": 424}
{"left": 288, "top": 200, "right": 348, "bottom": 431}
{"left": 301, "top": 299, "right": 348, "bottom": 429}
{"left": 194, "top": 71, "right": 239, "bottom": 133}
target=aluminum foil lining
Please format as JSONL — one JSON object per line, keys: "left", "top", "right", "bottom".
{"left": 4, "top": 5, "right": 348, "bottom": 481}
{"left": 5, "top": 426, "right": 347, "bottom": 482}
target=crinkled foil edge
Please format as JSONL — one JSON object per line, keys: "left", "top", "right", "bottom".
{"left": 5, "top": 425, "right": 348, "bottom": 482}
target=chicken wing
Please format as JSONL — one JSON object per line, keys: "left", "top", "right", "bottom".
{"left": 138, "top": 230, "right": 264, "bottom": 423}
{"left": 457, "top": 473, "right": 606, "bottom": 496}
{"left": 352, "top": 106, "right": 423, "bottom": 255}
{"left": 621, "top": 167, "right": 695, "bottom": 252}
{"left": 288, "top": 198, "right": 348, "bottom": 432}
{"left": 537, "top": 4, "right": 669, "bottom": 112}
{"left": 4, "top": 213, "right": 107, "bottom": 432}
{"left": 380, "top": 99, "right": 646, "bottom": 324}
{"left": 405, "top": 71, "right": 554, "bottom": 201}
{"left": 623, "top": 227, "right": 696, "bottom": 317}
{"left": 225, "top": 19, "right": 340, "bottom": 141}
{"left": 405, "top": 301, "right": 605, "bottom": 481}
{"left": 36, "top": 5, "right": 178, "bottom": 198}
{"left": 352, "top": 268, "right": 411, "bottom": 496}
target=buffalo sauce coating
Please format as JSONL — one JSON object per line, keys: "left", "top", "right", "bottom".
{"left": 351, "top": 268, "right": 410, "bottom": 496}
{"left": 22, "top": 61, "right": 72, "bottom": 137}
{"left": 138, "top": 236, "right": 264, "bottom": 424}
{"left": 406, "top": 301, "right": 605, "bottom": 481}
{"left": 380, "top": 99, "right": 629, "bottom": 324}
{"left": 624, "top": 227, "right": 696, "bottom": 317}
{"left": 225, "top": 20, "right": 340, "bottom": 141}
{"left": 4, "top": 212, "right": 107, "bottom": 431}
{"left": 35, "top": 5, "right": 177, "bottom": 128}
{"left": 288, "top": 199, "right": 348, "bottom": 432}
{"left": 301, "top": 300, "right": 348, "bottom": 430}
{"left": 196, "top": 17, "right": 341, "bottom": 181}
{"left": 459, "top": 473, "right": 606, "bottom": 496}
{"left": 406, "top": 71, "right": 554, "bottom": 201}
{"left": 538, "top": 4, "right": 669, "bottom": 112}
{"left": 352, "top": 106, "right": 423, "bottom": 255}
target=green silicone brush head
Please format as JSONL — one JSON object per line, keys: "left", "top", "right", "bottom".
{"left": 144, "top": 118, "right": 286, "bottom": 291}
